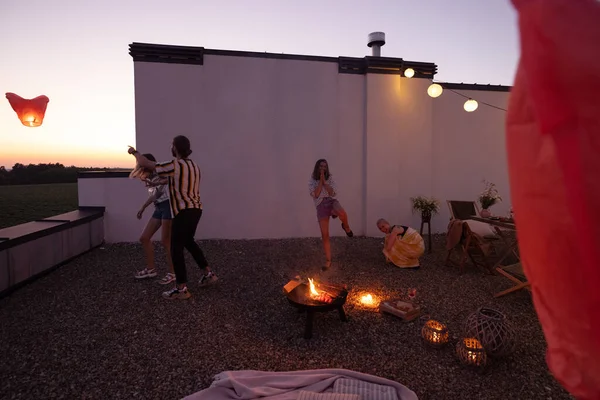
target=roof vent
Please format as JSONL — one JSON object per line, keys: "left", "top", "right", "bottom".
{"left": 367, "top": 32, "right": 386, "bottom": 57}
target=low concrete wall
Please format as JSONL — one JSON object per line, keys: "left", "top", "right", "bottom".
{"left": 0, "top": 207, "right": 105, "bottom": 297}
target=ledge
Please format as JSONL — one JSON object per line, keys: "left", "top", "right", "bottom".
{"left": 0, "top": 207, "right": 105, "bottom": 252}
{"left": 78, "top": 170, "right": 132, "bottom": 179}
{"left": 129, "top": 42, "right": 438, "bottom": 78}
{"left": 438, "top": 82, "right": 512, "bottom": 92}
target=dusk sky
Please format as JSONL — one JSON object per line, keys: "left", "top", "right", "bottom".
{"left": 0, "top": 0, "right": 519, "bottom": 168}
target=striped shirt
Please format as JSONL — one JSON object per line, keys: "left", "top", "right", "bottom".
{"left": 155, "top": 158, "right": 202, "bottom": 217}
{"left": 308, "top": 176, "right": 337, "bottom": 207}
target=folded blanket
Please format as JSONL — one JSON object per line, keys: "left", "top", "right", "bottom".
{"left": 333, "top": 378, "right": 398, "bottom": 400}
{"left": 182, "top": 368, "right": 418, "bottom": 400}
{"left": 297, "top": 391, "right": 360, "bottom": 400}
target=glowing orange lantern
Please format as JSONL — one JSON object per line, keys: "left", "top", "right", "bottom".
{"left": 5, "top": 92, "right": 50, "bottom": 127}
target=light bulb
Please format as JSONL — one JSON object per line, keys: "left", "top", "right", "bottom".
{"left": 464, "top": 99, "right": 478, "bottom": 112}
{"left": 427, "top": 83, "right": 443, "bottom": 98}
{"left": 404, "top": 68, "right": 415, "bottom": 78}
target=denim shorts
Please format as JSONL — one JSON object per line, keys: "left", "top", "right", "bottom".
{"left": 316, "top": 197, "right": 341, "bottom": 221}
{"left": 152, "top": 200, "right": 172, "bottom": 220}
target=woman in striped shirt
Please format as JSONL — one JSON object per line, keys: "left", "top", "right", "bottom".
{"left": 309, "top": 159, "right": 354, "bottom": 270}
{"left": 128, "top": 135, "right": 217, "bottom": 300}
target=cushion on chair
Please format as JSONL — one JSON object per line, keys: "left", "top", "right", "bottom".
{"left": 466, "top": 220, "right": 497, "bottom": 238}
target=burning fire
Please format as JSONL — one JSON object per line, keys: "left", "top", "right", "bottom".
{"left": 308, "top": 278, "right": 320, "bottom": 297}
{"left": 360, "top": 293, "right": 376, "bottom": 307}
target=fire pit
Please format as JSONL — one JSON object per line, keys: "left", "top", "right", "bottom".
{"left": 285, "top": 278, "right": 349, "bottom": 339}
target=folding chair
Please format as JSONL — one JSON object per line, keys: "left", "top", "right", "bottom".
{"left": 494, "top": 262, "right": 531, "bottom": 297}
{"left": 445, "top": 200, "right": 499, "bottom": 274}
{"left": 445, "top": 219, "right": 495, "bottom": 274}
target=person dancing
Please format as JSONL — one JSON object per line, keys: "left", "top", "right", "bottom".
{"left": 133, "top": 153, "right": 176, "bottom": 284}
{"left": 128, "top": 135, "right": 217, "bottom": 300}
{"left": 308, "top": 159, "right": 353, "bottom": 270}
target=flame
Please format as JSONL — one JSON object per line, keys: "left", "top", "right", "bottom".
{"left": 308, "top": 278, "right": 320, "bottom": 297}
{"left": 361, "top": 294, "right": 374, "bottom": 305}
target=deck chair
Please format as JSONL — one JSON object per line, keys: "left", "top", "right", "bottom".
{"left": 445, "top": 200, "right": 499, "bottom": 274}
{"left": 494, "top": 262, "right": 531, "bottom": 297}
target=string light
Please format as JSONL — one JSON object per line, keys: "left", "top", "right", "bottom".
{"left": 427, "top": 83, "right": 443, "bottom": 98}
{"left": 404, "top": 68, "right": 415, "bottom": 78}
{"left": 464, "top": 99, "right": 479, "bottom": 112}
{"left": 425, "top": 80, "right": 507, "bottom": 112}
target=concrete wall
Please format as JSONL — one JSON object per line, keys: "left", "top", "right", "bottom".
{"left": 0, "top": 210, "right": 104, "bottom": 296}
{"left": 80, "top": 50, "right": 511, "bottom": 242}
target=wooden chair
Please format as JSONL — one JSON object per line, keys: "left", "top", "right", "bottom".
{"left": 494, "top": 262, "right": 531, "bottom": 297}
{"left": 445, "top": 200, "right": 499, "bottom": 274}
{"left": 445, "top": 220, "right": 495, "bottom": 274}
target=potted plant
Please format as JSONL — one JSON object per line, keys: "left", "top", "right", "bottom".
{"left": 410, "top": 196, "right": 440, "bottom": 222}
{"left": 479, "top": 180, "right": 502, "bottom": 217}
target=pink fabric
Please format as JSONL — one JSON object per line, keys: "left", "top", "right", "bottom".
{"left": 182, "top": 369, "right": 417, "bottom": 400}
{"left": 507, "top": 0, "right": 600, "bottom": 398}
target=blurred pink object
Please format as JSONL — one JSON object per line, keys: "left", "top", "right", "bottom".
{"left": 507, "top": 0, "right": 600, "bottom": 398}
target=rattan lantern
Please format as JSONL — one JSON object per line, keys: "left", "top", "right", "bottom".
{"left": 421, "top": 319, "right": 449, "bottom": 347}
{"left": 464, "top": 307, "right": 516, "bottom": 357}
{"left": 456, "top": 338, "right": 487, "bottom": 368}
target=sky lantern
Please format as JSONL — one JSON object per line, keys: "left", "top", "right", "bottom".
{"left": 5, "top": 92, "right": 50, "bottom": 127}
{"left": 507, "top": 0, "right": 600, "bottom": 398}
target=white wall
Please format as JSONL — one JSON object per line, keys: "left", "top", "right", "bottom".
{"left": 133, "top": 55, "right": 366, "bottom": 240}
{"left": 81, "top": 52, "right": 512, "bottom": 243}
{"left": 432, "top": 89, "right": 511, "bottom": 232}
{"left": 78, "top": 177, "right": 149, "bottom": 243}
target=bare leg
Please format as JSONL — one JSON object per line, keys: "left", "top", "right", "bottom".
{"left": 140, "top": 218, "right": 162, "bottom": 270}
{"left": 318, "top": 218, "right": 331, "bottom": 269}
{"left": 333, "top": 203, "right": 353, "bottom": 236}
{"left": 160, "top": 219, "right": 175, "bottom": 274}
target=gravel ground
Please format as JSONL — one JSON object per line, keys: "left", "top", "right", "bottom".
{"left": 0, "top": 235, "right": 572, "bottom": 400}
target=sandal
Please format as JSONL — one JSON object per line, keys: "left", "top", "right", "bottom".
{"left": 158, "top": 272, "right": 176, "bottom": 285}
{"left": 135, "top": 268, "right": 157, "bottom": 279}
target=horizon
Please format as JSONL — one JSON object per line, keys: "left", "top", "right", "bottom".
{"left": 0, "top": 0, "right": 519, "bottom": 168}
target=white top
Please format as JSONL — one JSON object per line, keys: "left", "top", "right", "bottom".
{"left": 308, "top": 176, "right": 337, "bottom": 207}
{"left": 147, "top": 174, "right": 170, "bottom": 204}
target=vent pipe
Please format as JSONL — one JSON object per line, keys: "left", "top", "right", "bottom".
{"left": 367, "top": 32, "right": 386, "bottom": 57}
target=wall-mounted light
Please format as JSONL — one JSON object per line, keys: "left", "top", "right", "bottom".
{"left": 427, "top": 84, "right": 443, "bottom": 98}
{"left": 404, "top": 68, "right": 415, "bottom": 78}
{"left": 464, "top": 99, "right": 478, "bottom": 112}
{"left": 5, "top": 93, "right": 50, "bottom": 127}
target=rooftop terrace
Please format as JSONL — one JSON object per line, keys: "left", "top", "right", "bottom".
{"left": 0, "top": 235, "right": 571, "bottom": 400}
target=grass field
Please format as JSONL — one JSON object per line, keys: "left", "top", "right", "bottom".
{"left": 0, "top": 183, "right": 79, "bottom": 230}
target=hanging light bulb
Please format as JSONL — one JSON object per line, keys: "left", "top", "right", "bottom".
{"left": 427, "top": 83, "right": 443, "bottom": 98}
{"left": 464, "top": 99, "right": 479, "bottom": 112}
{"left": 404, "top": 68, "right": 415, "bottom": 78}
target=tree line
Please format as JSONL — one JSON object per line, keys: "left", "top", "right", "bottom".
{"left": 0, "top": 163, "right": 124, "bottom": 186}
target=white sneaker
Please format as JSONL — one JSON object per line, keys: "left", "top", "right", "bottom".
{"left": 162, "top": 286, "right": 191, "bottom": 300}
{"left": 199, "top": 272, "right": 218, "bottom": 287}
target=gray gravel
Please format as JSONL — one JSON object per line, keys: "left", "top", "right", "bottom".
{"left": 0, "top": 235, "right": 572, "bottom": 400}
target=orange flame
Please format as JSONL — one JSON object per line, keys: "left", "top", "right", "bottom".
{"left": 308, "top": 278, "right": 319, "bottom": 297}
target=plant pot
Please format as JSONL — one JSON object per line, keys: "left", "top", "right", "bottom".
{"left": 480, "top": 209, "right": 492, "bottom": 218}
{"left": 421, "top": 212, "right": 432, "bottom": 223}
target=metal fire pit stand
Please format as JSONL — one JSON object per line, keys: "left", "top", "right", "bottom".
{"left": 286, "top": 283, "right": 349, "bottom": 339}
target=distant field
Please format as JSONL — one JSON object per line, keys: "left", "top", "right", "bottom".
{"left": 0, "top": 183, "right": 79, "bottom": 230}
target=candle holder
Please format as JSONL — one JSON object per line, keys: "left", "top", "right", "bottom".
{"left": 456, "top": 337, "right": 487, "bottom": 369}
{"left": 421, "top": 319, "right": 449, "bottom": 347}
